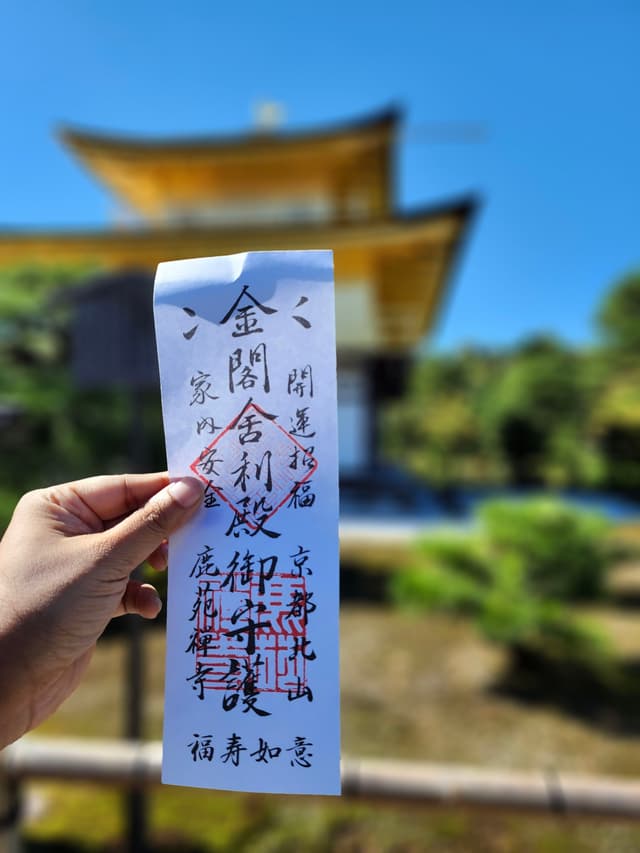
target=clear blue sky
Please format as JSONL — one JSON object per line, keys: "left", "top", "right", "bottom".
{"left": 1, "top": 1, "right": 638, "bottom": 350}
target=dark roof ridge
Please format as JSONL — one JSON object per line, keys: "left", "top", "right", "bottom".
{"left": 57, "top": 105, "right": 402, "bottom": 155}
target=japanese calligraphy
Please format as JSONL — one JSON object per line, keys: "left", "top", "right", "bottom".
{"left": 154, "top": 250, "right": 339, "bottom": 796}
{"left": 188, "top": 732, "right": 311, "bottom": 768}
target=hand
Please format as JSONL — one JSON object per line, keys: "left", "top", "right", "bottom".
{"left": 0, "top": 472, "right": 204, "bottom": 748}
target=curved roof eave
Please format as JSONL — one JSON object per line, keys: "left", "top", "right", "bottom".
{"left": 56, "top": 105, "right": 402, "bottom": 160}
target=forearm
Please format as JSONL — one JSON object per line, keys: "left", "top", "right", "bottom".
{"left": 0, "top": 604, "right": 33, "bottom": 748}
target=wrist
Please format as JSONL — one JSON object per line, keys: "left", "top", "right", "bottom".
{"left": 0, "top": 586, "right": 34, "bottom": 747}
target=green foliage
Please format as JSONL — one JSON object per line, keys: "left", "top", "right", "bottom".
{"left": 383, "top": 320, "right": 640, "bottom": 492}
{"left": 0, "top": 263, "right": 96, "bottom": 369}
{"left": 384, "top": 270, "right": 640, "bottom": 494}
{"left": 480, "top": 337, "right": 591, "bottom": 485}
{"left": 0, "top": 264, "right": 167, "bottom": 533}
{"left": 383, "top": 348, "right": 501, "bottom": 486}
{"left": 597, "top": 271, "right": 640, "bottom": 359}
{"left": 0, "top": 263, "right": 95, "bottom": 316}
{"left": 480, "top": 499, "right": 610, "bottom": 600}
{"left": 392, "top": 498, "right": 613, "bottom": 664}
{"left": 383, "top": 336, "right": 609, "bottom": 489}
{"left": 589, "top": 365, "right": 640, "bottom": 491}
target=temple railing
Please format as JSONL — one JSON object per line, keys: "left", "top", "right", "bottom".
{"left": 2, "top": 735, "right": 640, "bottom": 851}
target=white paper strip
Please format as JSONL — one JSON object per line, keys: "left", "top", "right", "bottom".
{"left": 154, "top": 250, "right": 340, "bottom": 795}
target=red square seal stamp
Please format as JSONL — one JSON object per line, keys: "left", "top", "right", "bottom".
{"left": 190, "top": 400, "right": 318, "bottom": 529}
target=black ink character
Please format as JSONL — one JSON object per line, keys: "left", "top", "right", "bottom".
{"left": 289, "top": 445, "right": 315, "bottom": 472}
{"left": 220, "top": 284, "right": 277, "bottom": 337}
{"left": 224, "top": 598, "right": 272, "bottom": 655}
{"left": 286, "top": 590, "right": 316, "bottom": 626}
{"left": 287, "top": 736, "right": 314, "bottom": 767}
{"left": 236, "top": 411, "right": 263, "bottom": 444}
{"left": 287, "top": 676, "right": 314, "bottom": 703}
{"left": 188, "top": 582, "right": 216, "bottom": 623}
{"left": 287, "top": 481, "right": 316, "bottom": 509}
{"left": 232, "top": 451, "right": 251, "bottom": 493}
{"left": 229, "top": 343, "right": 270, "bottom": 394}
{"left": 184, "top": 628, "right": 199, "bottom": 655}
{"left": 197, "top": 447, "right": 223, "bottom": 478}
{"left": 229, "top": 450, "right": 273, "bottom": 496}
{"left": 288, "top": 637, "right": 316, "bottom": 661}
{"left": 287, "top": 365, "right": 313, "bottom": 398}
{"left": 224, "top": 496, "right": 281, "bottom": 540}
{"left": 291, "top": 295, "right": 311, "bottom": 329}
{"left": 290, "top": 545, "right": 312, "bottom": 577}
{"left": 203, "top": 480, "right": 222, "bottom": 508}
{"left": 189, "top": 370, "right": 218, "bottom": 406}
{"left": 184, "top": 629, "right": 215, "bottom": 656}
{"left": 221, "top": 733, "right": 246, "bottom": 767}
{"left": 196, "top": 416, "right": 221, "bottom": 436}
{"left": 221, "top": 550, "right": 277, "bottom": 596}
{"left": 289, "top": 407, "right": 315, "bottom": 438}
{"left": 251, "top": 738, "right": 282, "bottom": 763}
{"left": 219, "top": 656, "right": 270, "bottom": 716}
{"left": 188, "top": 732, "right": 214, "bottom": 762}
{"left": 189, "top": 544, "right": 220, "bottom": 579}
{"left": 182, "top": 306, "right": 199, "bottom": 340}
{"left": 238, "top": 655, "right": 270, "bottom": 717}
{"left": 186, "top": 661, "right": 215, "bottom": 700}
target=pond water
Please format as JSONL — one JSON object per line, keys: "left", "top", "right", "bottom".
{"left": 339, "top": 469, "right": 640, "bottom": 526}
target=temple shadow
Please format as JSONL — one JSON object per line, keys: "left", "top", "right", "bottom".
{"left": 608, "top": 590, "right": 640, "bottom": 610}
{"left": 340, "top": 563, "right": 390, "bottom": 604}
{"left": 490, "top": 645, "right": 640, "bottom": 736}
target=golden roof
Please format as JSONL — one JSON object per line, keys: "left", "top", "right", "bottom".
{"left": 0, "top": 198, "right": 476, "bottom": 350}
{"left": 0, "top": 108, "right": 478, "bottom": 351}
{"left": 58, "top": 109, "right": 399, "bottom": 221}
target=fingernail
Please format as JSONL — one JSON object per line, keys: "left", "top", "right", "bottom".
{"left": 152, "top": 592, "right": 163, "bottom": 613}
{"left": 168, "top": 477, "right": 204, "bottom": 508}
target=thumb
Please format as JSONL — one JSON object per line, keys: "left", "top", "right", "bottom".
{"left": 102, "top": 477, "right": 204, "bottom": 573}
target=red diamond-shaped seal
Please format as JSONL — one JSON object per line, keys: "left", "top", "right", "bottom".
{"left": 190, "top": 400, "right": 318, "bottom": 529}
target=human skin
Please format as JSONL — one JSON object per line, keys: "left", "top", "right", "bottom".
{"left": 0, "top": 472, "right": 204, "bottom": 749}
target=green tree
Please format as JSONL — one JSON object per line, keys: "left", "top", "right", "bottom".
{"left": 383, "top": 348, "right": 499, "bottom": 486}
{"left": 591, "top": 272, "right": 640, "bottom": 491}
{"left": 480, "top": 336, "right": 594, "bottom": 485}
{"left": 597, "top": 271, "right": 640, "bottom": 360}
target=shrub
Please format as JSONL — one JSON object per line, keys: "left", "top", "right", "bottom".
{"left": 392, "top": 498, "right": 614, "bottom": 665}
{"left": 480, "top": 498, "right": 611, "bottom": 601}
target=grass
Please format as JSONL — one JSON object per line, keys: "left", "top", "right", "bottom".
{"left": 21, "top": 597, "right": 640, "bottom": 852}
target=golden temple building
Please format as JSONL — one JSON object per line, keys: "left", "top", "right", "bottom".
{"left": 0, "top": 108, "right": 476, "bottom": 476}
